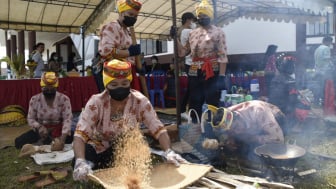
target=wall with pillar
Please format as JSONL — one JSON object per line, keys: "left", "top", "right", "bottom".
{"left": 10, "top": 35, "right": 17, "bottom": 59}
{"left": 28, "top": 31, "right": 36, "bottom": 55}
{"left": 18, "top": 31, "right": 25, "bottom": 64}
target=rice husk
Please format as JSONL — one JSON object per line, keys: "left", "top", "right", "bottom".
{"left": 101, "top": 124, "right": 152, "bottom": 188}
{"left": 88, "top": 120, "right": 213, "bottom": 189}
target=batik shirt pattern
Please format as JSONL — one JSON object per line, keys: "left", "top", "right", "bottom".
{"left": 98, "top": 20, "right": 135, "bottom": 64}
{"left": 228, "top": 100, "right": 285, "bottom": 145}
{"left": 188, "top": 25, "right": 228, "bottom": 64}
{"left": 27, "top": 92, "right": 73, "bottom": 136}
{"left": 75, "top": 90, "right": 166, "bottom": 153}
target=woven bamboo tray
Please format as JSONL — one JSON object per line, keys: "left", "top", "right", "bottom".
{"left": 88, "top": 163, "right": 212, "bottom": 189}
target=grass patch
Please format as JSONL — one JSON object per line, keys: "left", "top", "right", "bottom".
{"left": 0, "top": 146, "right": 102, "bottom": 189}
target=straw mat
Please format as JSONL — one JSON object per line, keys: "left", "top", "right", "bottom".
{"left": 155, "top": 108, "right": 177, "bottom": 115}
{"left": 88, "top": 163, "right": 212, "bottom": 189}
{"left": 0, "top": 124, "right": 30, "bottom": 149}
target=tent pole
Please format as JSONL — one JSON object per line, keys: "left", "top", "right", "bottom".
{"left": 171, "top": 0, "right": 181, "bottom": 125}
{"left": 80, "top": 26, "right": 85, "bottom": 76}
{"left": 212, "top": 0, "right": 217, "bottom": 26}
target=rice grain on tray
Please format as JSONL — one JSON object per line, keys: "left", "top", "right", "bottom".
{"left": 111, "top": 124, "right": 152, "bottom": 188}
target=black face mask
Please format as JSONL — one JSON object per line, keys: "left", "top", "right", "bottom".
{"left": 43, "top": 90, "right": 56, "bottom": 99}
{"left": 123, "top": 16, "right": 137, "bottom": 27}
{"left": 198, "top": 17, "right": 211, "bottom": 27}
{"left": 109, "top": 87, "right": 130, "bottom": 101}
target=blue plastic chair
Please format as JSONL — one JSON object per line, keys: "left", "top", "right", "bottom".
{"left": 147, "top": 70, "right": 166, "bottom": 108}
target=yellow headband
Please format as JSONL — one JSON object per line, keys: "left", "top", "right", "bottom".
{"left": 103, "top": 59, "right": 133, "bottom": 87}
{"left": 195, "top": 0, "right": 214, "bottom": 19}
{"left": 117, "top": 0, "right": 142, "bottom": 13}
{"left": 208, "top": 105, "right": 234, "bottom": 130}
{"left": 40, "top": 72, "right": 59, "bottom": 88}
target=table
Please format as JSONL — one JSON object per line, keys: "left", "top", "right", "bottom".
{"left": 230, "top": 76, "right": 266, "bottom": 96}
{"left": 133, "top": 74, "right": 188, "bottom": 90}
{"left": 0, "top": 76, "right": 99, "bottom": 112}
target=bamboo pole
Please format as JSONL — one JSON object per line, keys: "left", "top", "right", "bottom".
{"left": 171, "top": 0, "right": 181, "bottom": 125}
{"left": 129, "top": 26, "right": 149, "bottom": 98}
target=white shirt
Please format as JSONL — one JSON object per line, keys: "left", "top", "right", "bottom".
{"left": 314, "top": 44, "right": 331, "bottom": 72}
{"left": 32, "top": 51, "right": 45, "bottom": 77}
{"left": 181, "top": 28, "right": 193, "bottom": 65}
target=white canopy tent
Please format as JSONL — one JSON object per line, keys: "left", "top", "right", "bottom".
{"left": 0, "top": 0, "right": 333, "bottom": 39}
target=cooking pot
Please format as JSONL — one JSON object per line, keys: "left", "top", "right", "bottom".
{"left": 254, "top": 143, "right": 306, "bottom": 167}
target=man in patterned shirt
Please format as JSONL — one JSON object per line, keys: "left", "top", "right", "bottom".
{"left": 98, "top": 0, "right": 142, "bottom": 91}
{"left": 72, "top": 59, "right": 187, "bottom": 181}
{"left": 185, "top": 0, "right": 228, "bottom": 121}
{"left": 15, "top": 72, "right": 73, "bottom": 149}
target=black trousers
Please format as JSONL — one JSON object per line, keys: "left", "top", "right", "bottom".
{"left": 188, "top": 74, "right": 220, "bottom": 122}
{"left": 72, "top": 144, "right": 115, "bottom": 170}
{"left": 14, "top": 129, "right": 74, "bottom": 149}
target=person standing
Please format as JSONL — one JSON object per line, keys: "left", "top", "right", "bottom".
{"left": 295, "top": 42, "right": 310, "bottom": 90}
{"left": 179, "top": 12, "right": 197, "bottom": 120}
{"left": 47, "top": 52, "right": 62, "bottom": 74}
{"left": 66, "top": 52, "right": 78, "bottom": 72}
{"left": 150, "top": 55, "right": 162, "bottom": 71}
{"left": 185, "top": 0, "right": 228, "bottom": 120}
{"left": 314, "top": 36, "right": 334, "bottom": 104}
{"left": 32, "top": 42, "right": 45, "bottom": 78}
{"left": 98, "top": 0, "right": 142, "bottom": 91}
{"left": 314, "top": 36, "right": 333, "bottom": 73}
{"left": 268, "top": 54, "right": 297, "bottom": 116}
{"left": 268, "top": 54, "right": 301, "bottom": 134}
{"left": 72, "top": 59, "right": 187, "bottom": 181}
{"left": 262, "top": 44, "right": 278, "bottom": 96}
{"left": 91, "top": 53, "right": 105, "bottom": 92}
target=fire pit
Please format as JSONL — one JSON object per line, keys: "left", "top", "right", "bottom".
{"left": 254, "top": 143, "right": 306, "bottom": 182}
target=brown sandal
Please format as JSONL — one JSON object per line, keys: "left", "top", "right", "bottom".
{"left": 18, "top": 173, "right": 41, "bottom": 182}
{"left": 34, "top": 169, "right": 68, "bottom": 188}
{"left": 18, "top": 170, "right": 55, "bottom": 182}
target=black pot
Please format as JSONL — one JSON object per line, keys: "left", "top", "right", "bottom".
{"left": 254, "top": 143, "right": 306, "bottom": 167}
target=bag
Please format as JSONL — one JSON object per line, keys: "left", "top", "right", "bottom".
{"left": 178, "top": 109, "right": 219, "bottom": 164}
{"left": 0, "top": 105, "right": 27, "bottom": 127}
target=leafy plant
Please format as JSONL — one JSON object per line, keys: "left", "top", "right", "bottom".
{"left": 0, "top": 54, "right": 26, "bottom": 77}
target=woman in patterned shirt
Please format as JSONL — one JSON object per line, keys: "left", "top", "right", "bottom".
{"left": 184, "top": 0, "right": 229, "bottom": 121}
{"left": 98, "top": 0, "right": 142, "bottom": 91}
{"left": 209, "top": 100, "right": 285, "bottom": 160}
{"left": 72, "top": 59, "right": 187, "bottom": 181}
{"left": 15, "top": 72, "right": 73, "bottom": 150}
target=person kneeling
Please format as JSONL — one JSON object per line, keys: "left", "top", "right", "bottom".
{"left": 204, "top": 100, "right": 285, "bottom": 161}
{"left": 72, "top": 59, "right": 188, "bottom": 181}
{"left": 15, "top": 72, "right": 73, "bottom": 152}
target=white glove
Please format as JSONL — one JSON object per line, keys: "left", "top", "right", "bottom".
{"left": 202, "top": 138, "right": 219, "bottom": 149}
{"left": 164, "top": 148, "right": 189, "bottom": 167}
{"left": 73, "top": 158, "right": 94, "bottom": 181}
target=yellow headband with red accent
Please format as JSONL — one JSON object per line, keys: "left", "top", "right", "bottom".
{"left": 103, "top": 59, "right": 133, "bottom": 87}
{"left": 117, "top": 0, "right": 142, "bottom": 13}
{"left": 40, "top": 72, "right": 59, "bottom": 88}
{"left": 208, "top": 105, "right": 234, "bottom": 130}
{"left": 195, "top": 0, "right": 214, "bottom": 19}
